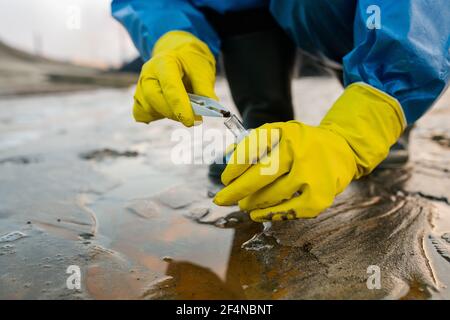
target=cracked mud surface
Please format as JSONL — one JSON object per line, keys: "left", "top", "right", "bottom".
{"left": 0, "top": 79, "right": 449, "bottom": 299}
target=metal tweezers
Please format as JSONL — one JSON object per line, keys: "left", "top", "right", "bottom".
{"left": 188, "top": 93, "right": 231, "bottom": 118}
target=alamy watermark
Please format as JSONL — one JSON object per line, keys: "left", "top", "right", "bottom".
{"left": 170, "top": 126, "right": 280, "bottom": 175}
{"left": 66, "top": 265, "right": 81, "bottom": 290}
{"left": 66, "top": 5, "right": 81, "bottom": 30}
{"left": 366, "top": 265, "right": 381, "bottom": 290}
{"left": 366, "top": 5, "right": 382, "bottom": 30}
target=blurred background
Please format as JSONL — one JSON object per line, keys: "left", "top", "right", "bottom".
{"left": 0, "top": 0, "right": 330, "bottom": 96}
{"left": 0, "top": 0, "right": 141, "bottom": 96}
{"left": 0, "top": 0, "right": 137, "bottom": 68}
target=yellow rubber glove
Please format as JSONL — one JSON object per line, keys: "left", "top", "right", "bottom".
{"left": 133, "top": 31, "right": 217, "bottom": 127}
{"left": 214, "top": 83, "right": 406, "bottom": 221}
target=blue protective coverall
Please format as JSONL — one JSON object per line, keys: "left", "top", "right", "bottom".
{"left": 112, "top": 0, "right": 450, "bottom": 125}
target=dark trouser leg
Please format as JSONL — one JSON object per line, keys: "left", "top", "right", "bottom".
{"left": 221, "top": 29, "right": 296, "bottom": 129}
{"left": 203, "top": 9, "right": 296, "bottom": 179}
{"left": 209, "top": 29, "right": 296, "bottom": 179}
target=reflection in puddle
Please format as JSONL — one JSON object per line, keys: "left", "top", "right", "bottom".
{"left": 82, "top": 159, "right": 272, "bottom": 299}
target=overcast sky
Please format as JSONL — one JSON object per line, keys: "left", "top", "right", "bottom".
{"left": 0, "top": 0, "right": 138, "bottom": 68}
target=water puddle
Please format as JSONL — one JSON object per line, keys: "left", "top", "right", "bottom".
{"left": 1, "top": 87, "right": 450, "bottom": 299}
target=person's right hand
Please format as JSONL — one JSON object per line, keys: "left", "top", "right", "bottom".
{"left": 133, "top": 31, "right": 218, "bottom": 127}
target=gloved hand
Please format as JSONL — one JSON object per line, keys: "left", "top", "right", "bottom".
{"left": 214, "top": 83, "right": 406, "bottom": 221}
{"left": 133, "top": 31, "right": 217, "bottom": 127}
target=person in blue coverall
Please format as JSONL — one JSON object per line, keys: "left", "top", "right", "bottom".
{"left": 112, "top": 0, "right": 450, "bottom": 221}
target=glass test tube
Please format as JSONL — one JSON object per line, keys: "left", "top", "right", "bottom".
{"left": 224, "top": 114, "right": 248, "bottom": 142}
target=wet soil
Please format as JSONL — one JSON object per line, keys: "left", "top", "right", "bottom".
{"left": 0, "top": 79, "right": 449, "bottom": 299}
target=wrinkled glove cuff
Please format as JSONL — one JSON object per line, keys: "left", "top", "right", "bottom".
{"left": 320, "top": 82, "right": 406, "bottom": 178}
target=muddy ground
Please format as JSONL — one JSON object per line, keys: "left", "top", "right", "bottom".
{"left": 0, "top": 78, "right": 449, "bottom": 299}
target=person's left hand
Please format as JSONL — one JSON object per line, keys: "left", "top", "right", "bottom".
{"left": 214, "top": 83, "right": 406, "bottom": 222}
{"left": 213, "top": 121, "right": 357, "bottom": 221}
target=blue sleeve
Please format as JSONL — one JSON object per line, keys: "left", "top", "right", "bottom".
{"left": 343, "top": 0, "right": 450, "bottom": 124}
{"left": 111, "top": 0, "right": 221, "bottom": 61}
